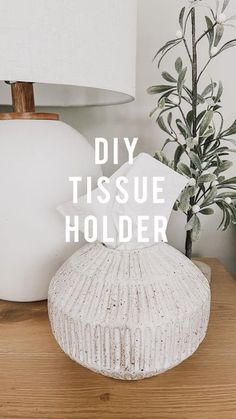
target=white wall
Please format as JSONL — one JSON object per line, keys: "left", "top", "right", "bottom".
{"left": 49, "top": 0, "right": 236, "bottom": 276}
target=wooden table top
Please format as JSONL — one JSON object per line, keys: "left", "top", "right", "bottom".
{"left": 0, "top": 258, "right": 236, "bottom": 419}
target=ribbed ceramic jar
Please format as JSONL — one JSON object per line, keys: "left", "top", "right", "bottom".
{"left": 48, "top": 242, "right": 211, "bottom": 380}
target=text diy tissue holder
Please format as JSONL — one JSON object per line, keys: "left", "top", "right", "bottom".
{"left": 65, "top": 138, "right": 168, "bottom": 244}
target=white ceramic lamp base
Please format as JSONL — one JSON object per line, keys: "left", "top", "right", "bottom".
{"left": 0, "top": 120, "right": 101, "bottom": 302}
{"left": 48, "top": 242, "right": 211, "bottom": 380}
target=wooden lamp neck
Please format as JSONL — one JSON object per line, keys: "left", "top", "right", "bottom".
{"left": 0, "top": 81, "right": 59, "bottom": 121}
{"left": 11, "top": 82, "right": 35, "bottom": 113}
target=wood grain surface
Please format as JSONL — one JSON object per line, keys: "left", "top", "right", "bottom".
{"left": 0, "top": 112, "right": 59, "bottom": 120}
{"left": 11, "top": 82, "right": 35, "bottom": 113}
{"left": 0, "top": 258, "right": 235, "bottom": 419}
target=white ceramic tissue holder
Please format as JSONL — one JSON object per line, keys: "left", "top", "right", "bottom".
{"left": 48, "top": 242, "right": 210, "bottom": 380}
{"left": 48, "top": 154, "right": 211, "bottom": 380}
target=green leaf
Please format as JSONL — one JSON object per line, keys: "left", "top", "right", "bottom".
{"left": 217, "top": 192, "right": 236, "bottom": 199}
{"left": 203, "top": 186, "right": 218, "bottom": 206}
{"left": 179, "top": 7, "right": 185, "bottom": 30}
{"left": 202, "top": 128, "right": 215, "bottom": 139}
{"left": 167, "top": 112, "right": 172, "bottom": 127}
{"left": 185, "top": 215, "right": 197, "bottom": 231}
{"left": 199, "top": 208, "right": 215, "bottom": 215}
{"left": 189, "top": 152, "right": 202, "bottom": 171}
{"left": 199, "top": 110, "right": 214, "bottom": 136}
{"left": 166, "top": 111, "right": 177, "bottom": 136}
{"left": 160, "top": 151, "right": 170, "bottom": 165}
{"left": 198, "top": 174, "right": 216, "bottom": 183}
{"left": 184, "top": 86, "right": 205, "bottom": 104}
{"left": 217, "top": 200, "right": 236, "bottom": 230}
{"left": 215, "top": 160, "right": 233, "bottom": 174}
{"left": 157, "top": 116, "right": 171, "bottom": 135}
{"left": 155, "top": 106, "right": 175, "bottom": 124}
{"left": 205, "top": 16, "right": 214, "bottom": 31}
{"left": 158, "top": 97, "right": 166, "bottom": 109}
{"left": 218, "top": 176, "right": 226, "bottom": 183}
{"left": 205, "top": 16, "right": 215, "bottom": 49}
{"left": 154, "top": 151, "right": 163, "bottom": 162}
{"left": 174, "top": 145, "right": 184, "bottom": 169}
{"left": 147, "top": 85, "right": 175, "bottom": 95}
{"left": 173, "top": 201, "right": 178, "bottom": 211}
{"left": 214, "top": 24, "right": 224, "bottom": 47}
{"left": 222, "top": 207, "right": 231, "bottom": 231}
{"left": 175, "top": 57, "right": 183, "bottom": 73}
{"left": 186, "top": 110, "right": 194, "bottom": 128}
{"left": 158, "top": 40, "right": 182, "bottom": 68}
{"left": 218, "top": 39, "right": 236, "bottom": 55}
{"left": 176, "top": 119, "right": 191, "bottom": 138}
{"left": 188, "top": 186, "right": 197, "bottom": 198}
{"left": 177, "top": 67, "right": 187, "bottom": 99}
{"left": 213, "top": 105, "right": 222, "bottom": 111}
{"left": 186, "top": 137, "right": 196, "bottom": 149}
{"left": 220, "top": 177, "right": 236, "bottom": 185}
{"left": 223, "top": 119, "right": 236, "bottom": 136}
{"left": 149, "top": 106, "right": 159, "bottom": 118}
{"left": 196, "top": 111, "right": 207, "bottom": 129}
{"left": 201, "top": 82, "right": 216, "bottom": 98}
{"left": 153, "top": 39, "right": 179, "bottom": 61}
{"left": 158, "top": 89, "right": 176, "bottom": 103}
{"left": 162, "top": 72, "right": 177, "bottom": 83}
{"left": 215, "top": 81, "right": 223, "bottom": 103}
{"left": 179, "top": 188, "right": 190, "bottom": 212}
{"left": 191, "top": 215, "right": 201, "bottom": 242}
{"left": 206, "top": 146, "right": 229, "bottom": 158}
{"left": 177, "top": 162, "right": 191, "bottom": 177}
{"left": 229, "top": 205, "right": 236, "bottom": 223}
{"left": 222, "top": 0, "right": 230, "bottom": 12}
{"left": 168, "top": 161, "right": 175, "bottom": 170}
{"left": 197, "top": 94, "right": 206, "bottom": 104}
{"left": 162, "top": 138, "right": 173, "bottom": 150}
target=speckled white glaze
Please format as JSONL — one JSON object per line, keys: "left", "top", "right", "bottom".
{"left": 48, "top": 242, "right": 211, "bottom": 380}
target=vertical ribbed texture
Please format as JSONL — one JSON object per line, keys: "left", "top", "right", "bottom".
{"left": 48, "top": 242, "right": 211, "bottom": 380}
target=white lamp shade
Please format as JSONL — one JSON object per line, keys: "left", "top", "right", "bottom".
{"left": 0, "top": 0, "right": 137, "bottom": 106}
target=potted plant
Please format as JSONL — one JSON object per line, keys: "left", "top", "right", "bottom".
{"left": 148, "top": 0, "right": 236, "bottom": 264}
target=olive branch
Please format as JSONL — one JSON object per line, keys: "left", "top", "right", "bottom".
{"left": 148, "top": 0, "right": 236, "bottom": 259}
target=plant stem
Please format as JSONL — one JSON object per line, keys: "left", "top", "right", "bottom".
{"left": 178, "top": 105, "right": 189, "bottom": 127}
{"left": 195, "top": 23, "right": 217, "bottom": 45}
{"left": 197, "top": 58, "right": 211, "bottom": 82}
{"left": 185, "top": 224, "right": 193, "bottom": 259}
{"left": 196, "top": 186, "right": 211, "bottom": 204}
{"left": 185, "top": 7, "right": 198, "bottom": 260}
{"left": 183, "top": 38, "right": 193, "bottom": 63}
{"left": 183, "top": 9, "right": 193, "bottom": 63}
{"left": 191, "top": 10, "right": 198, "bottom": 138}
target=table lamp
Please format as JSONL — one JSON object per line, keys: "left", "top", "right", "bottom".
{"left": 0, "top": 0, "right": 137, "bottom": 302}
